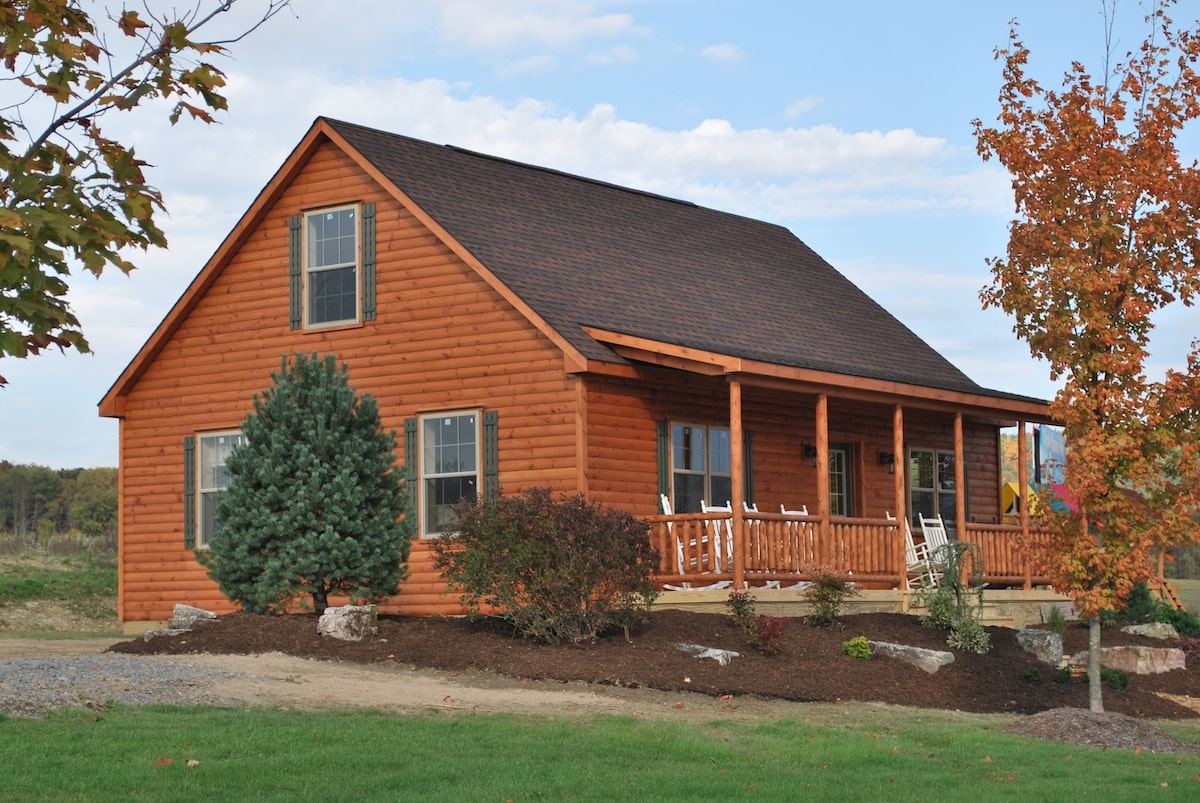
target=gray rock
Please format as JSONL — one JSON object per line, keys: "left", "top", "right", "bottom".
{"left": 1069, "top": 646, "right": 1186, "bottom": 674}
{"left": 1016, "top": 628, "right": 1064, "bottom": 665}
{"left": 317, "top": 604, "right": 378, "bottom": 641}
{"left": 169, "top": 604, "right": 218, "bottom": 630}
{"left": 143, "top": 628, "right": 190, "bottom": 641}
{"left": 1120, "top": 622, "right": 1179, "bottom": 640}
{"left": 676, "top": 643, "right": 740, "bottom": 666}
{"left": 869, "top": 641, "right": 955, "bottom": 674}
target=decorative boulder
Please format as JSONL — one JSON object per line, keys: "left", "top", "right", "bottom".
{"left": 869, "top": 641, "right": 955, "bottom": 674}
{"left": 317, "top": 604, "right": 378, "bottom": 642}
{"left": 1016, "top": 628, "right": 1063, "bottom": 665}
{"left": 1069, "top": 646, "right": 1186, "bottom": 675}
{"left": 1120, "top": 622, "right": 1179, "bottom": 640}
{"left": 169, "top": 603, "right": 218, "bottom": 630}
{"left": 676, "top": 643, "right": 740, "bottom": 666}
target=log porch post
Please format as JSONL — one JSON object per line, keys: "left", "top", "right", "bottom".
{"left": 816, "top": 394, "right": 830, "bottom": 560}
{"left": 729, "top": 379, "right": 745, "bottom": 589}
{"left": 954, "top": 413, "right": 966, "bottom": 536}
{"left": 893, "top": 404, "right": 906, "bottom": 587}
{"left": 1018, "top": 420, "right": 1031, "bottom": 590}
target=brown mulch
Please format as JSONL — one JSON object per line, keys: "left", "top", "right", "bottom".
{"left": 109, "top": 609, "right": 1200, "bottom": 726}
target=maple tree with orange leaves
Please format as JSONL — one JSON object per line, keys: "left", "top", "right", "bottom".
{"left": 974, "top": 0, "right": 1200, "bottom": 712}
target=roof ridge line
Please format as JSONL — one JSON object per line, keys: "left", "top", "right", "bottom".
{"left": 440, "top": 143, "right": 698, "bottom": 208}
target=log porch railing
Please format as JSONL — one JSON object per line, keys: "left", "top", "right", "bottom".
{"left": 649, "top": 511, "right": 1054, "bottom": 590}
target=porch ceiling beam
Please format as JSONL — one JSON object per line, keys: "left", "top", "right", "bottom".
{"left": 583, "top": 327, "right": 1056, "bottom": 424}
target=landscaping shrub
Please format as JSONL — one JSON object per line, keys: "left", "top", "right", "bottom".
{"left": 1101, "top": 581, "right": 1200, "bottom": 635}
{"left": 1101, "top": 668, "right": 1130, "bottom": 690}
{"left": 199, "top": 353, "right": 412, "bottom": 614}
{"left": 746, "top": 614, "right": 788, "bottom": 655}
{"left": 1022, "top": 666, "right": 1042, "bottom": 684}
{"left": 915, "top": 542, "right": 990, "bottom": 654}
{"left": 841, "top": 635, "right": 872, "bottom": 660}
{"left": 431, "top": 488, "right": 659, "bottom": 644}
{"left": 802, "top": 568, "right": 857, "bottom": 629}
{"left": 1045, "top": 605, "right": 1067, "bottom": 636}
{"left": 726, "top": 589, "right": 756, "bottom": 628}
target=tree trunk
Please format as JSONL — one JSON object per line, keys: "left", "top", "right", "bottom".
{"left": 312, "top": 587, "right": 329, "bottom": 615}
{"left": 1087, "top": 616, "right": 1104, "bottom": 713}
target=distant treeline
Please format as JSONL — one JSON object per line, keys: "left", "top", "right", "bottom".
{"left": 0, "top": 462, "right": 117, "bottom": 544}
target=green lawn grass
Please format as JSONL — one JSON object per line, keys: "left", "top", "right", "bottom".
{"left": 0, "top": 553, "right": 117, "bottom": 623}
{"left": 1, "top": 705, "right": 1197, "bottom": 802}
{"left": 1172, "top": 578, "right": 1200, "bottom": 613}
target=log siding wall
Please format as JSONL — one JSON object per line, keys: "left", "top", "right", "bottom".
{"left": 117, "top": 143, "right": 577, "bottom": 620}
{"left": 582, "top": 370, "right": 1002, "bottom": 525}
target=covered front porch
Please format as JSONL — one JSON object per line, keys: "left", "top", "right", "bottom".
{"left": 648, "top": 508, "right": 1054, "bottom": 592}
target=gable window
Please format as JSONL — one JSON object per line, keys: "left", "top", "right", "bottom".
{"left": 196, "top": 431, "right": 245, "bottom": 548}
{"left": 908, "top": 448, "right": 959, "bottom": 533}
{"left": 290, "top": 203, "right": 376, "bottom": 330}
{"left": 305, "top": 205, "right": 359, "bottom": 326}
{"left": 420, "top": 411, "right": 480, "bottom": 536}
{"left": 671, "top": 423, "right": 731, "bottom": 513}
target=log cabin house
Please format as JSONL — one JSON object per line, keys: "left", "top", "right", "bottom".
{"left": 100, "top": 117, "right": 1063, "bottom": 628}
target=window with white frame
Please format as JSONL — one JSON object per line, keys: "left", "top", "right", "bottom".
{"left": 421, "top": 411, "right": 480, "bottom": 536}
{"left": 671, "top": 423, "right": 731, "bottom": 513}
{"left": 198, "top": 431, "right": 245, "bottom": 548}
{"left": 305, "top": 205, "right": 359, "bottom": 326}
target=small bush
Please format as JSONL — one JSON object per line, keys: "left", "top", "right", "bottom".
{"left": 947, "top": 613, "right": 991, "bottom": 654}
{"left": 747, "top": 615, "right": 788, "bottom": 655}
{"left": 1045, "top": 605, "right": 1067, "bottom": 636}
{"left": 1055, "top": 667, "right": 1072, "bottom": 684}
{"left": 726, "top": 589, "right": 756, "bottom": 628}
{"left": 1022, "top": 666, "right": 1042, "bottom": 685}
{"left": 1101, "top": 668, "right": 1130, "bottom": 690}
{"left": 432, "top": 488, "right": 659, "bottom": 644}
{"left": 918, "top": 587, "right": 957, "bottom": 630}
{"left": 802, "top": 569, "right": 857, "bottom": 629}
{"left": 841, "top": 635, "right": 872, "bottom": 660}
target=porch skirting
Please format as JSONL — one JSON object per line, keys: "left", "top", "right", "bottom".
{"left": 652, "top": 587, "right": 1074, "bottom": 630}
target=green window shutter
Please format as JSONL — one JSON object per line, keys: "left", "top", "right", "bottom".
{"left": 289, "top": 215, "right": 302, "bottom": 330}
{"left": 656, "top": 420, "right": 669, "bottom": 509}
{"left": 483, "top": 410, "right": 499, "bottom": 501}
{"left": 183, "top": 436, "right": 196, "bottom": 549}
{"left": 403, "top": 418, "right": 418, "bottom": 512}
{"left": 743, "top": 430, "right": 754, "bottom": 506}
{"left": 361, "top": 202, "right": 376, "bottom": 321}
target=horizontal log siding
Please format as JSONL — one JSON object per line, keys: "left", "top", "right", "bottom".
{"left": 117, "top": 142, "right": 576, "bottom": 621}
{"left": 582, "top": 372, "right": 993, "bottom": 524}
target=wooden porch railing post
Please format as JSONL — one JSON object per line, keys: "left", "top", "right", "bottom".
{"left": 730, "top": 379, "right": 744, "bottom": 589}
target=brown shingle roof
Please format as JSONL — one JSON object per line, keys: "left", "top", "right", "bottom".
{"left": 329, "top": 118, "right": 1021, "bottom": 399}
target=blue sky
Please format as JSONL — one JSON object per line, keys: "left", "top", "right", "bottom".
{"left": 2, "top": 0, "right": 1196, "bottom": 468}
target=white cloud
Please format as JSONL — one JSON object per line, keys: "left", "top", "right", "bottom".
{"left": 785, "top": 95, "right": 823, "bottom": 119}
{"left": 700, "top": 43, "right": 743, "bottom": 64}
{"left": 437, "top": 0, "right": 639, "bottom": 51}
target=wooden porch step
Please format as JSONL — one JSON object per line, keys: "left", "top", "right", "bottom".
{"left": 1149, "top": 577, "right": 1185, "bottom": 611}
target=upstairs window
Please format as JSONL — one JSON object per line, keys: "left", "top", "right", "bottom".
{"left": 305, "top": 205, "right": 359, "bottom": 326}
{"left": 290, "top": 203, "right": 375, "bottom": 330}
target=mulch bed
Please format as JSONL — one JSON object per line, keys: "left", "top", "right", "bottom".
{"left": 110, "top": 609, "right": 1200, "bottom": 720}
